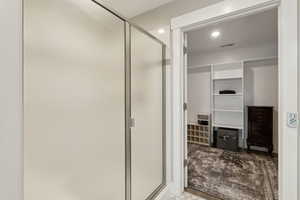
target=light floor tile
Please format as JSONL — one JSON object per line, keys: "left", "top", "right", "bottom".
{"left": 167, "top": 192, "right": 206, "bottom": 200}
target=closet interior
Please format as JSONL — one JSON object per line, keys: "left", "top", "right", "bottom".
{"left": 185, "top": 8, "right": 279, "bottom": 200}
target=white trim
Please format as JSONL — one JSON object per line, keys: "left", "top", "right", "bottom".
{"left": 0, "top": 0, "right": 23, "bottom": 200}
{"left": 154, "top": 185, "right": 172, "bottom": 200}
{"left": 278, "top": 0, "right": 299, "bottom": 199}
{"left": 298, "top": 0, "right": 300, "bottom": 198}
{"left": 243, "top": 56, "right": 278, "bottom": 63}
{"left": 171, "top": 0, "right": 280, "bottom": 31}
{"left": 170, "top": 0, "right": 299, "bottom": 199}
{"left": 171, "top": 28, "right": 185, "bottom": 196}
{"left": 183, "top": 33, "right": 188, "bottom": 188}
{"left": 213, "top": 94, "right": 243, "bottom": 96}
{"left": 188, "top": 65, "right": 211, "bottom": 69}
{"left": 188, "top": 56, "right": 278, "bottom": 70}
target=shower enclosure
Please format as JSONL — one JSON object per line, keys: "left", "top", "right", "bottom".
{"left": 24, "top": 0, "right": 166, "bottom": 200}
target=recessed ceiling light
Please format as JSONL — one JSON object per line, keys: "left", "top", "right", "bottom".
{"left": 211, "top": 30, "right": 221, "bottom": 39}
{"left": 158, "top": 28, "right": 165, "bottom": 34}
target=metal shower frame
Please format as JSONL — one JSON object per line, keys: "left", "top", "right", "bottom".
{"left": 91, "top": 1, "right": 167, "bottom": 200}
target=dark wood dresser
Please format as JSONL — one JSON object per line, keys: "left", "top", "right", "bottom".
{"left": 247, "top": 106, "right": 273, "bottom": 154}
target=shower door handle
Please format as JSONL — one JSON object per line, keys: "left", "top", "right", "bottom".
{"left": 129, "top": 117, "right": 135, "bottom": 128}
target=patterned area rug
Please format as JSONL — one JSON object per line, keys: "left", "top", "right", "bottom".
{"left": 188, "top": 144, "right": 278, "bottom": 200}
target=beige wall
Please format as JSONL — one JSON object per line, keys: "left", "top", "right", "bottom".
{"left": 24, "top": 0, "right": 126, "bottom": 199}
{"left": 131, "top": 0, "right": 223, "bottom": 31}
{"left": 130, "top": 0, "right": 223, "bottom": 51}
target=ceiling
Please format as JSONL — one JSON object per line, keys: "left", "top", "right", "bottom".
{"left": 187, "top": 9, "right": 278, "bottom": 53}
{"left": 100, "top": 0, "right": 175, "bottom": 18}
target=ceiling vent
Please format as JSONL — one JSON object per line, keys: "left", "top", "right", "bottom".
{"left": 220, "top": 43, "right": 235, "bottom": 48}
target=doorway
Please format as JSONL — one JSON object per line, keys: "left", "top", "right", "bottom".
{"left": 183, "top": 9, "right": 279, "bottom": 200}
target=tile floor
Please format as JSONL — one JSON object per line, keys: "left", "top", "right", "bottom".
{"left": 168, "top": 192, "right": 206, "bottom": 200}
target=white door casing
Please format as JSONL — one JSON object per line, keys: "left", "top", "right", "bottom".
{"left": 183, "top": 33, "right": 188, "bottom": 188}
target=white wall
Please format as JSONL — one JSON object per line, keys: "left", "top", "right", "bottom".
{"left": 187, "top": 67, "right": 211, "bottom": 123}
{"left": 0, "top": 0, "right": 23, "bottom": 200}
{"left": 188, "top": 43, "right": 278, "bottom": 66}
{"left": 245, "top": 60, "right": 278, "bottom": 152}
{"left": 132, "top": 0, "right": 224, "bottom": 61}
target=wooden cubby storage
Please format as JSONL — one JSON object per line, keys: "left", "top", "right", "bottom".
{"left": 188, "top": 114, "right": 210, "bottom": 146}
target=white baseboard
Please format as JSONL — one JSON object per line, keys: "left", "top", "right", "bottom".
{"left": 154, "top": 183, "right": 178, "bottom": 200}
{"left": 155, "top": 182, "right": 184, "bottom": 200}
{"left": 154, "top": 186, "right": 171, "bottom": 200}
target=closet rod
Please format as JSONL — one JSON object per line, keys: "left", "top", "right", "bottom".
{"left": 188, "top": 64, "right": 212, "bottom": 69}
{"left": 243, "top": 56, "right": 278, "bottom": 63}
{"left": 188, "top": 56, "right": 278, "bottom": 69}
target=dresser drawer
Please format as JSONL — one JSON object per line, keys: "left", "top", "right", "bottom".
{"left": 249, "top": 108, "right": 272, "bottom": 121}
{"left": 247, "top": 106, "right": 273, "bottom": 153}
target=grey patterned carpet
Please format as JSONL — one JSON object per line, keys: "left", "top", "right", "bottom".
{"left": 188, "top": 144, "right": 278, "bottom": 200}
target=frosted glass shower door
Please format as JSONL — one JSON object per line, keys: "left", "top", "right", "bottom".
{"left": 24, "top": 0, "right": 126, "bottom": 200}
{"left": 131, "top": 27, "right": 165, "bottom": 200}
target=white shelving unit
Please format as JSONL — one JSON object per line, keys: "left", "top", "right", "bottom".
{"left": 213, "top": 109, "right": 243, "bottom": 112}
{"left": 188, "top": 57, "right": 277, "bottom": 148}
{"left": 212, "top": 123, "right": 244, "bottom": 130}
{"left": 213, "top": 93, "right": 243, "bottom": 96}
{"left": 211, "top": 61, "right": 245, "bottom": 148}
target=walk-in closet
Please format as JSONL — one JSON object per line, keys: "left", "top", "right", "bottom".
{"left": 185, "top": 8, "right": 279, "bottom": 200}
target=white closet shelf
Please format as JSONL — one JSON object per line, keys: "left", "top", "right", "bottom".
{"left": 213, "top": 93, "right": 243, "bottom": 96}
{"left": 213, "top": 123, "right": 244, "bottom": 129}
{"left": 213, "top": 76, "right": 243, "bottom": 80}
{"left": 213, "top": 109, "right": 243, "bottom": 112}
{"left": 188, "top": 64, "right": 211, "bottom": 69}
